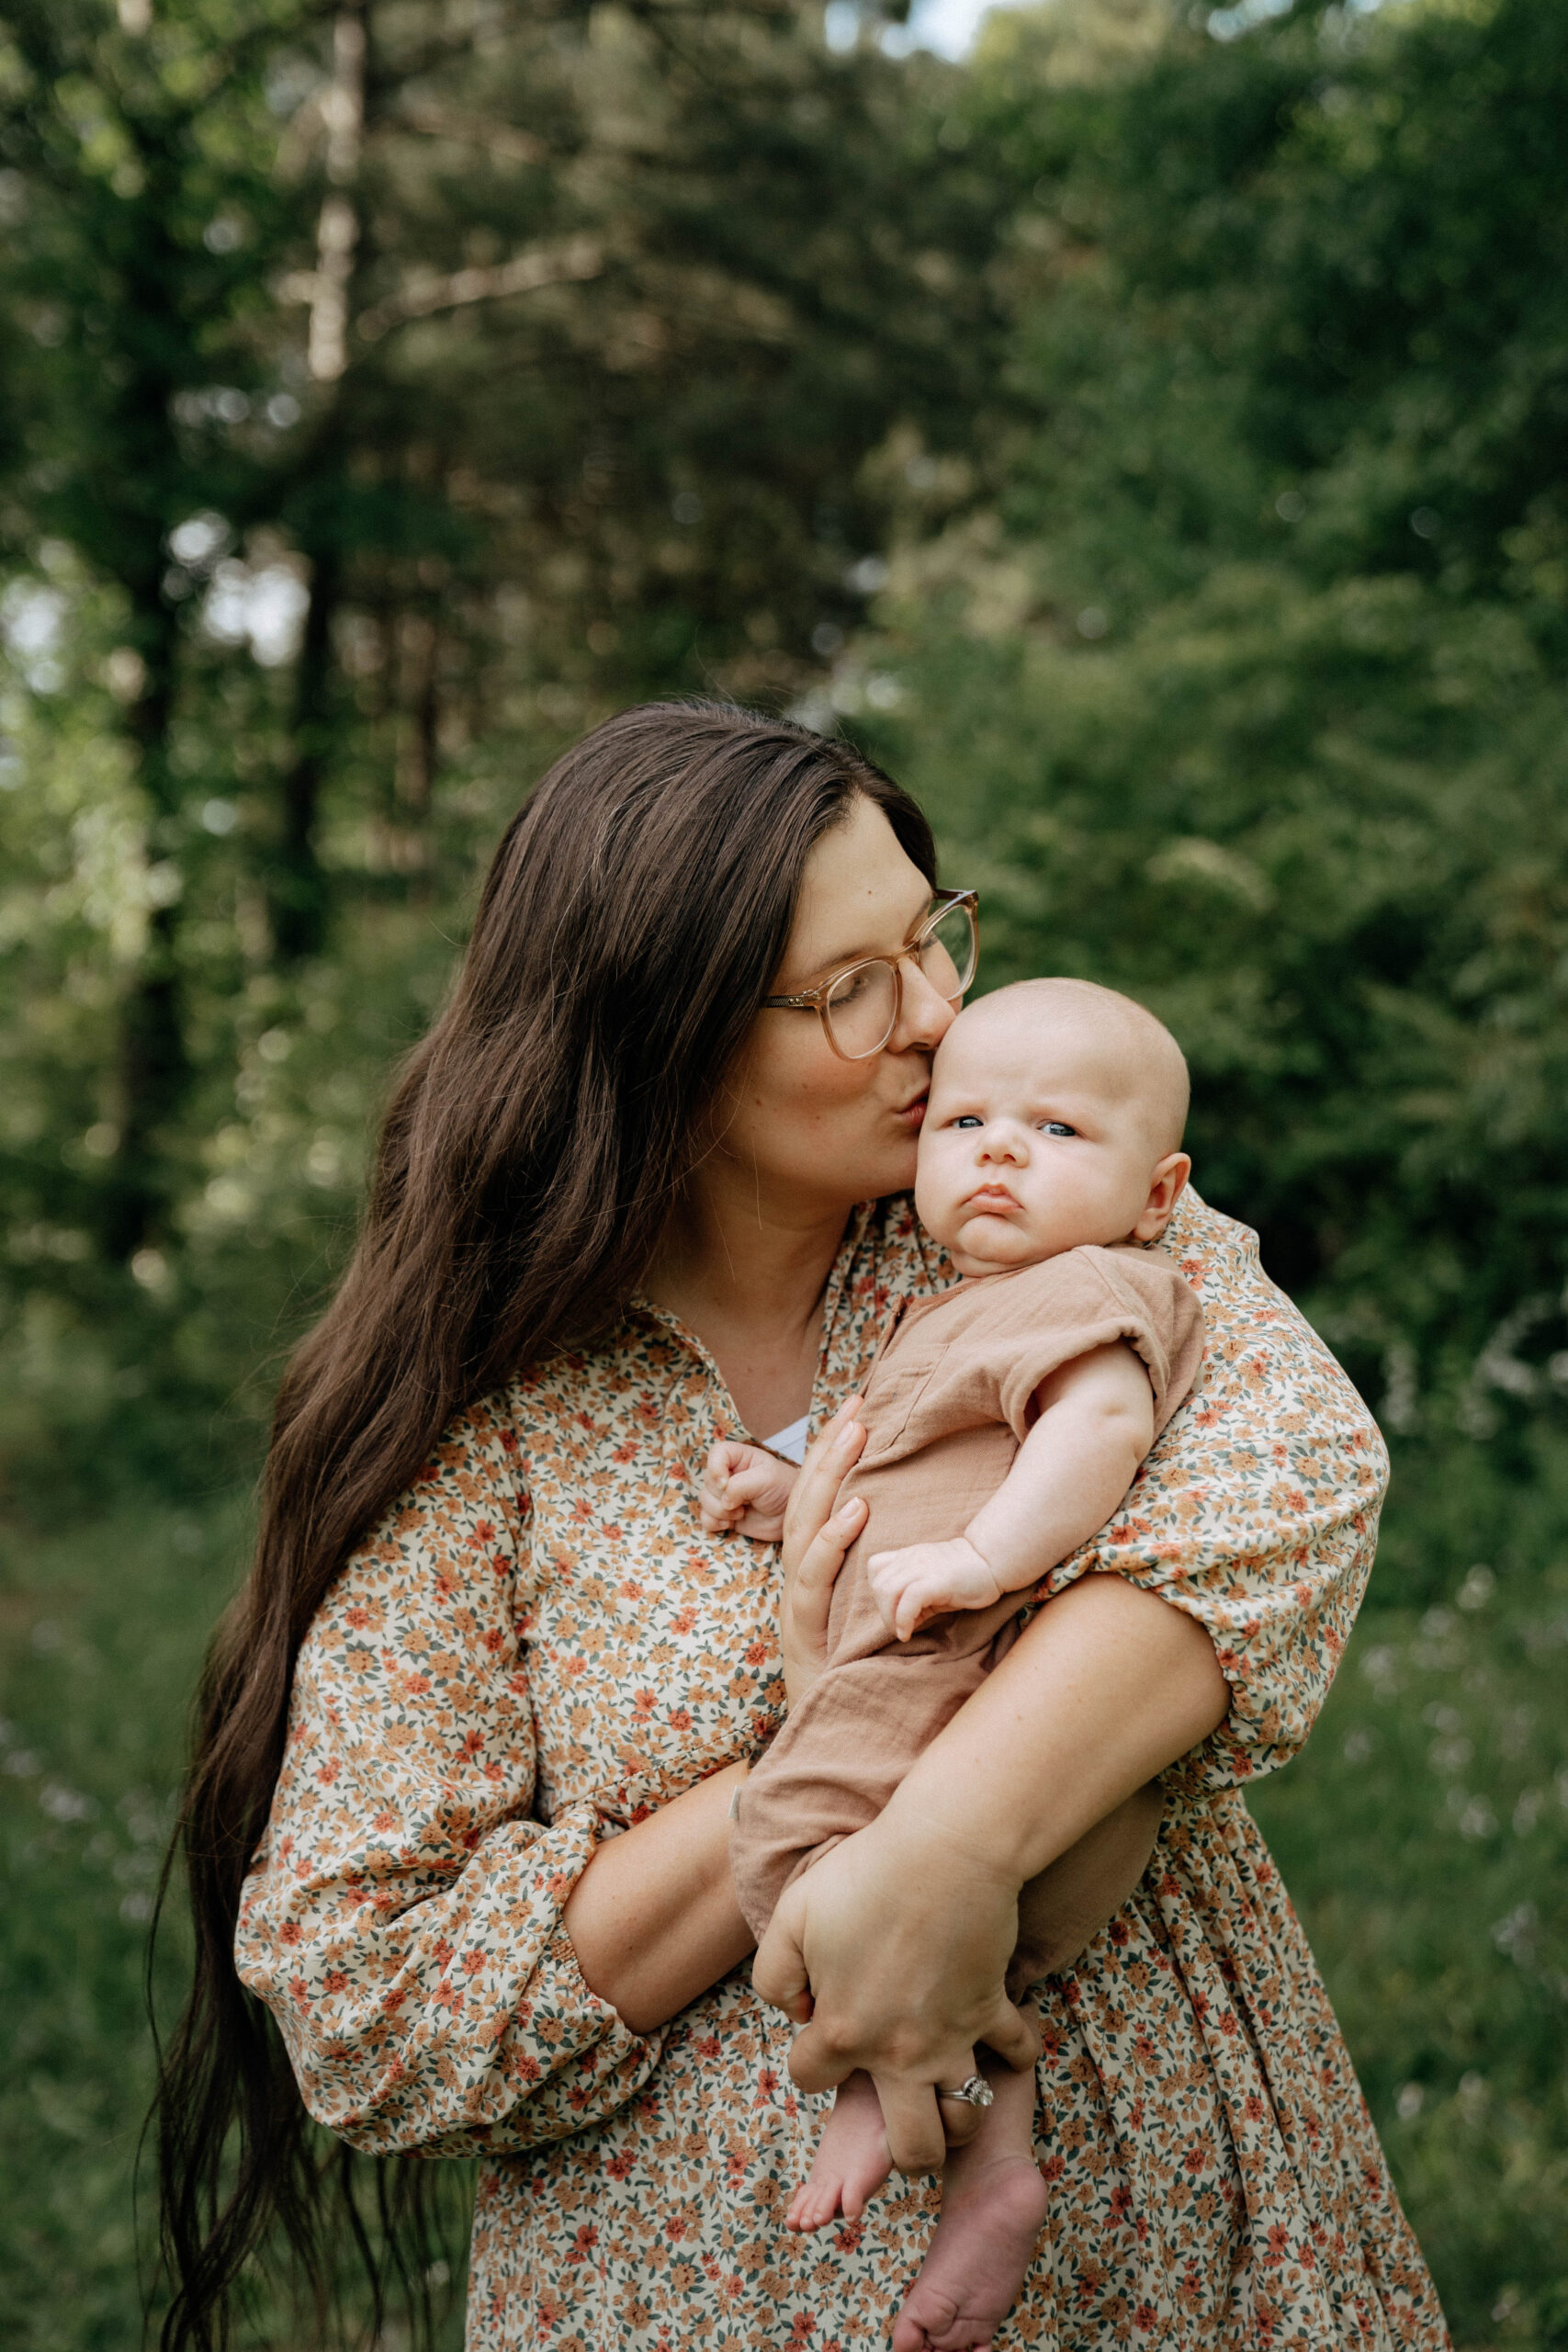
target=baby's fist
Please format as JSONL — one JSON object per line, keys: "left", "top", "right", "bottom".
{"left": 865, "top": 1536, "right": 1005, "bottom": 1642}
{"left": 698, "top": 1439, "right": 798, "bottom": 1542}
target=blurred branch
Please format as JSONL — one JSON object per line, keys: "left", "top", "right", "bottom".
{"left": 395, "top": 104, "right": 550, "bottom": 166}
{"left": 350, "top": 232, "right": 604, "bottom": 341}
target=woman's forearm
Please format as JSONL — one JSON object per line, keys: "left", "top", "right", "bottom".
{"left": 563, "top": 1760, "right": 754, "bottom": 2035}
{"left": 886, "top": 1574, "right": 1230, "bottom": 1883}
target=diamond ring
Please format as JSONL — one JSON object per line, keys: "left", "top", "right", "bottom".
{"left": 935, "top": 2075, "right": 994, "bottom": 2109}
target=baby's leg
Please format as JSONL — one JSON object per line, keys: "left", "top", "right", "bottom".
{"left": 784, "top": 2069, "right": 894, "bottom": 2233}
{"left": 892, "top": 2057, "right": 1047, "bottom": 2352}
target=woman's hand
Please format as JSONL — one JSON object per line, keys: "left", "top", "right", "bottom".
{"left": 752, "top": 1813, "right": 1038, "bottom": 2175}
{"left": 777, "top": 1396, "right": 868, "bottom": 1711}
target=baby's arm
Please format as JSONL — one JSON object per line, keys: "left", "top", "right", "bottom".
{"left": 866, "top": 1340, "right": 1156, "bottom": 1641}
{"left": 699, "top": 1439, "right": 800, "bottom": 1542}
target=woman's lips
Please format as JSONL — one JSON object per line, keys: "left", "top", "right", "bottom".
{"left": 897, "top": 1093, "right": 927, "bottom": 1129}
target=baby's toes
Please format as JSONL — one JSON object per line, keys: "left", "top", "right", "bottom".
{"left": 788, "top": 2177, "right": 842, "bottom": 2233}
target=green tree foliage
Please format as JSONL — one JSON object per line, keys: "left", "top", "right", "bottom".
{"left": 0, "top": 0, "right": 999, "bottom": 1264}
{"left": 860, "top": 0, "right": 1568, "bottom": 1426}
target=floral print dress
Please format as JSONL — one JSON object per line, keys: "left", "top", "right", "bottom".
{"left": 235, "top": 1189, "right": 1449, "bottom": 2351}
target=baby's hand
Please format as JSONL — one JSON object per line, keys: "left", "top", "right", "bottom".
{"left": 866, "top": 1536, "right": 1007, "bottom": 1642}
{"left": 699, "top": 1439, "right": 799, "bottom": 1541}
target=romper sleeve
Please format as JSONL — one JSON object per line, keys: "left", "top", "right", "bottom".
{"left": 1040, "top": 1191, "right": 1390, "bottom": 1795}
{"left": 988, "top": 1247, "right": 1204, "bottom": 1441}
{"left": 233, "top": 1390, "right": 664, "bottom": 2157}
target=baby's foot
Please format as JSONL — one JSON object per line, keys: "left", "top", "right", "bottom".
{"left": 890, "top": 2136, "right": 1049, "bottom": 2351}
{"left": 785, "top": 2070, "right": 893, "bottom": 2233}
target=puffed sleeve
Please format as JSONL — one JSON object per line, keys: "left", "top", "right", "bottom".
{"left": 1043, "top": 1191, "right": 1389, "bottom": 1794}
{"left": 233, "top": 1390, "right": 663, "bottom": 2156}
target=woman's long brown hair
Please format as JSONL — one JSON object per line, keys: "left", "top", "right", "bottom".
{"left": 152, "top": 700, "right": 935, "bottom": 2348}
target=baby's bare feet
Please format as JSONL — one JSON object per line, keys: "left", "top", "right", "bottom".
{"left": 784, "top": 2070, "right": 893, "bottom": 2233}
{"left": 891, "top": 2080, "right": 1049, "bottom": 2352}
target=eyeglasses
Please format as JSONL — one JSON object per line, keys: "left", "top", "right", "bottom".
{"left": 761, "top": 888, "right": 978, "bottom": 1061}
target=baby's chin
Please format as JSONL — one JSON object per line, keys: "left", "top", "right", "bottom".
{"left": 939, "top": 1215, "right": 1056, "bottom": 1278}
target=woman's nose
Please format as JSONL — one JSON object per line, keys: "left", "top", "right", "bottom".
{"left": 893, "top": 959, "right": 959, "bottom": 1054}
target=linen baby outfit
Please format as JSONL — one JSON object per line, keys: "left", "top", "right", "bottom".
{"left": 730, "top": 1240, "right": 1204, "bottom": 1938}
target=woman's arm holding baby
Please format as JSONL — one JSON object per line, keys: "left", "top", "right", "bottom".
{"left": 755, "top": 1575, "right": 1229, "bottom": 2170}
{"left": 564, "top": 1760, "right": 756, "bottom": 2033}
{"left": 869, "top": 1340, "right": 1154, "bottom": 1640}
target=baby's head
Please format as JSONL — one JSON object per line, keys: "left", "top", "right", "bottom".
{"left": 915, "top": 978, "right": 1190, "bottom": 1277}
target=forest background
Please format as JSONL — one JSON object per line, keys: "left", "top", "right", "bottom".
{"left": 1, "top": 0, "right": 1565, "bottom": 2344}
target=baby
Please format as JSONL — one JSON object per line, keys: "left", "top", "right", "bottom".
{"left": 705, "top": 978, "right": 1204, "bottom": 2352}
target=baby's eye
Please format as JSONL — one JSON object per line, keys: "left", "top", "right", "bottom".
{"left": 953, "top": 1114, "right": 983, "bottom": 1129}
{"left": 1040, "top": 1121, "right": 1077, "bottom": 1137}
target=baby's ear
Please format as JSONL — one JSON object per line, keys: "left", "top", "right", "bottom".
{"left": 1132, "top": 1151, "right": 1190, "bottom": 1243}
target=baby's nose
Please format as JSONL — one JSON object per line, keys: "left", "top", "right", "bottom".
{"left": 977, "top": 1128, "right": 1025, "bottom": 1162}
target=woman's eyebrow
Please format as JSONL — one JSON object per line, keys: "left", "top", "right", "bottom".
{"left": 795, "top": 900, "right": 935, "bottom": 982}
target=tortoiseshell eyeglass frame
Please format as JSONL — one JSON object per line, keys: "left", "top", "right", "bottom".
{"left": 761, "top": 888, "right": 978, "bottom": 1061}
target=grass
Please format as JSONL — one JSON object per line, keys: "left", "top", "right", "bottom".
{"left": 0, "top": 1487, "right": 239, "bottom": 2352}
{"left": 2, "top": 1430, "right": 1565, "bottom": 2349}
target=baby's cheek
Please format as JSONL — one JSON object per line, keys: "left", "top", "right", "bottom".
{"left": 913, "top": 1159, "right": 959, "bottom": 1243}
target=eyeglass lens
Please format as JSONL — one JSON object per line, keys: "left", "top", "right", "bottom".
{"left": 918, "top": 898, "right": 977, "bottom": 1000}
{"left": 823, "top": 899, "right": 976, "bottom": 1058}
{"left": 824, "top": 960, "right": 899, "bottom": 1057}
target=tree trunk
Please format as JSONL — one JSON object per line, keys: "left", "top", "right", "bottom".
{"left": 270, "top": 3, "right": 366, "bottom": 965}
{"left": 104, "top": 599, "right": 186, "bottom": 1261}
{"left": 272, "top": 545, "right": 338, "bottom": 964}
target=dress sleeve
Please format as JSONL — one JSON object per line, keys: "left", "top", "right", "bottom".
{"left": 233, "top": 1391, "right": 663, "bottom": 2157}
{"left": 1041, "top": 1193, "right": 1389, "bottom": 1794}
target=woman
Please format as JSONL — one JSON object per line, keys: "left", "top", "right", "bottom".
{"left": 159, "top": 701, "right": 1447, "bottom": 2350}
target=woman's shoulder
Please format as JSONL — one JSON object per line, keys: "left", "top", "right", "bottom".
{"left": 359, "top": 1385, "right": 532, "bottom": 1550}
{"left": 1162, "top": 1188, "right": 1385, "bottom": 1454}
{"left": 1158, "top": 1187, "right": 1298, "bottom": 1349}
{"left": 1158, "top": 1186, "right": 1263, "bottom": 1297}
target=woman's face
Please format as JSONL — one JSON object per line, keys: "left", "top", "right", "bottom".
{"left": 715, "top": 795, "right": 959, "bottom": 1219}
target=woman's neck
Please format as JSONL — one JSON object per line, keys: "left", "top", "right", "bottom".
{"left": 641, "top": 1167, "right": 851, "bottom": 1441}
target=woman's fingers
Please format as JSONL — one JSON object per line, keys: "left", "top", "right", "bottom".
{"left": 977, "top": 1991, "right": 1040, "bottom": 2075}
{"left": 777, "top": 1402, "right": 868, "bottom": 1710}
{"left": 751, "top": 1905, "right": 815, "bottom": 2028}
{"left": 780, "top": 1497, "right": 867, "bottom": 1709}
{"left": 783, "top": 1396, "right": 865, "bottom": 1554}
{"left": 780, "top": 2007, "right": 853, "bottom": 2095}
{"left": 873, "top": 2078, "right": 950, "bottom": 2176}
{"left": 784, "top": 2022, "right": 985, "bottom": 2172}
{"left": 795, "top": 1496, "right": 868, "bottom": 1603}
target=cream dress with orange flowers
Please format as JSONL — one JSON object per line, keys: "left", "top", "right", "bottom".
{"left": 236, "top": 1189, "right": 1449, "bottom": 2351}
